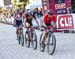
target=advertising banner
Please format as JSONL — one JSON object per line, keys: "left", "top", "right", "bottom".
{"left": 56, "top": 14, "right": 75, "bottom": 29}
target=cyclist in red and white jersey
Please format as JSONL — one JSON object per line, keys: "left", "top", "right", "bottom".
{"left": 14, "top": 8, "right": 25, "bottom": 34}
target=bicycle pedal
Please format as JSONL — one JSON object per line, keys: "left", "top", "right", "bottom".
{"left": 40, "top": 44, "right": 45, "bottom": 48}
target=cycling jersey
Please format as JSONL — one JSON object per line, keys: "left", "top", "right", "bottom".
{"left": 43, "top": 13, "right": 56, "bottom": 26}
{"left": 14, "top": 13, "right": 24, "bottom": 27}
{"left": 25, "top": 13, "right": 33, "bottom": 26}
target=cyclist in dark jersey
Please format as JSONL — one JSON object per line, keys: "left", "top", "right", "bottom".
{"left": 25, "top": 12, "right": 39, "bottom": 28}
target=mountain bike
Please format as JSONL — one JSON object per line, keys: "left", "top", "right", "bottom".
{"left": 24, "top": 26, "right": 37, "bottom": 50}
{"left": 40, "top": 26, "right": 56, "bottom": 55}
{"left": 17, "top": 28, "right": 24, "bottom": 46}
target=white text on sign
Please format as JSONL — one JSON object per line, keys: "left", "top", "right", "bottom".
{"left": 57, "top": 15, "right": 74, "bottom": 29}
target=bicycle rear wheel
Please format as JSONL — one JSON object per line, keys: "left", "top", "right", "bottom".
{"left": 47, "top": 32, "right": 56, "bottom": 55}
{"left": 17, "top": 29, "right": 24, "bottom": 46}
{"left": 25, "top": 30, "right": 30, "bottom": 48}
{"left": 17, "top": 34, "right": 20, "bottom": 44}
{"left": 20, "top": 31, "right": 24, "bottom": 46}
{"left": 39, "top": 33, "right": 45, "bottom": 52}
{"left": 31, "top": 32, "right": 37, "bottom": 50}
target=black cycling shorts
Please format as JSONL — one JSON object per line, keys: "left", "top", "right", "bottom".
{"left": 26, "top": 21, "right": 32, "bottom": 26}
{"left": 16, "top": 20, "right": 22, "bottom": 27}
{"left": 26, "top": 19, "right": 32, "bottom": 26}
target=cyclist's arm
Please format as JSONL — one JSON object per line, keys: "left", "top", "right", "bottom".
{"left": 34, "top": 18, "right": 39, "bottom": 26}
{"left": 22, "top": 14, "right": 26, "bottom": 26}
{"left": 31, "top": 14, "right": 39, "bottom": 26}
{"left": 23, "top": 17, "right": 27, "bottom": 27}
{"left": 43, "top": 23, "right": 47, "bottom": 27}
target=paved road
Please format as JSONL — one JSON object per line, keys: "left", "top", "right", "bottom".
{"left": 0, "top": 23, "right": 75, "bottom": 59}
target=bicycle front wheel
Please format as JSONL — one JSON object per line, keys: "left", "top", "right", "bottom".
{"left": 39, "top": 33, "right": 45, "bottom": 52}
{"left": 17, "top": 29, "right": 24, "bottom": 46}
{"left": 47, "top": 32, "right": 56, "bottom": 55}
{"left": 31, "top": 32, "right": 37, "bottom": 50}
{"left": 25, "top": 31, "right": 30, "bottom": 48}
{"left": 20, "top": 32, "right": 24, "bottom": 46}
{"left": 18, "top": 29, "right": 24, "bottom": 46}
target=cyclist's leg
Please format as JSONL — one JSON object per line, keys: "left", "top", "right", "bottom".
{"left": 40, "top": 23, "right": 49, "bottom": 44}
{"left": 16, "top": 27, "right": 18, "bottom": 34}
{"left": 18, "top": 28, "right": 23, "bottom": 40}
{"left": 40, "top": 30, "right": 47, "bottom": 44}
{"left": 25, "top": 22, "right": 32, "bottom": 39}
{"left": 17, "top": 28, "right": 22, "bottom": 38}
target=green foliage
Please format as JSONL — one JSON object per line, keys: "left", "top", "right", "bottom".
{"left": 17, "top": 4, "right": 21, "bottom": 7}
{"left": 72, "top": 4, "right": 75, "bottom": 9}
{"left": 0, "top": 7, "right": 2, "bottom": 9}
{"left": 0, "top": 7, "right": 2, "bottom": 13}
{"left": 20, "top": 0, "right": 28, "bottom": 2}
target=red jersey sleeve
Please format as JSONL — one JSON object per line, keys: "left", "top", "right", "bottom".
{"left": 52, "top": 15, "right": 57, "bottom": 23}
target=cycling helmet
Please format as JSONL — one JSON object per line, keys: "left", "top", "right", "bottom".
{"left": 47, "top": 9, "right": 53, "bottom": 15}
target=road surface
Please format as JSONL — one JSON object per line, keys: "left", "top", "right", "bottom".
{"left": 0, "top": 23, "right": 75, "bottom": 59}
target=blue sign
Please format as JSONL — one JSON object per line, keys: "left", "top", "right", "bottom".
{"left": 56, "top": 9, "right": 66, "bottom": 14}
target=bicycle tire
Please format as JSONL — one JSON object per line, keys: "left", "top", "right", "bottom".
{"left": 47, "top": 32, "right": 56, "bottom": 55}
{"left": 17, "top": 29, "right": 24, "bottom": 46}
{"left": 31, "top": 32, "right": 37, "bottom": 50}
{"left": 21, "top": 31, "right": 24, "bottom": 46}
{"left": 16, "top": 32, "right": 20, "bottom": 44}
{"left": 17, "top": 35, "right": 20, "bottom": 44}
{"left": 25, "top": 30, "right": 30, "bottom": 48}
{"left": 39, "top": 33, "right": 45, "bottom": 52}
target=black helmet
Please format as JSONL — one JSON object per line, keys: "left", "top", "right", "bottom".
{"left": 47, "top": 10, "right": 53, "bottom": 15}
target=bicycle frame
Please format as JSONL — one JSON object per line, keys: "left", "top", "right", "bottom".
{"left": 40, "top": 25, "right": 56, "bottom": 55}
{"left": 16, "top": 28, "right": 24, "bottom": 46}
{"left": 17, "top": 28, "right": 23, "bottom": 37}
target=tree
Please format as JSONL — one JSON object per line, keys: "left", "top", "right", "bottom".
{"left": 19, "top": 0, "right": 28, "bottom": 9}
{"left": 0, "top": 7, "right": 3, "bottom": 13}
{"left": 20, "top": 0, "right": 28, "bottom": 3}
{"left": 19, "top": 0, "right": 29, "bottom": 6}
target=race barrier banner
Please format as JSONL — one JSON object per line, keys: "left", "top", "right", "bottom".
{"left": 56, "top": 14, "right": 75, "bottom": 29}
